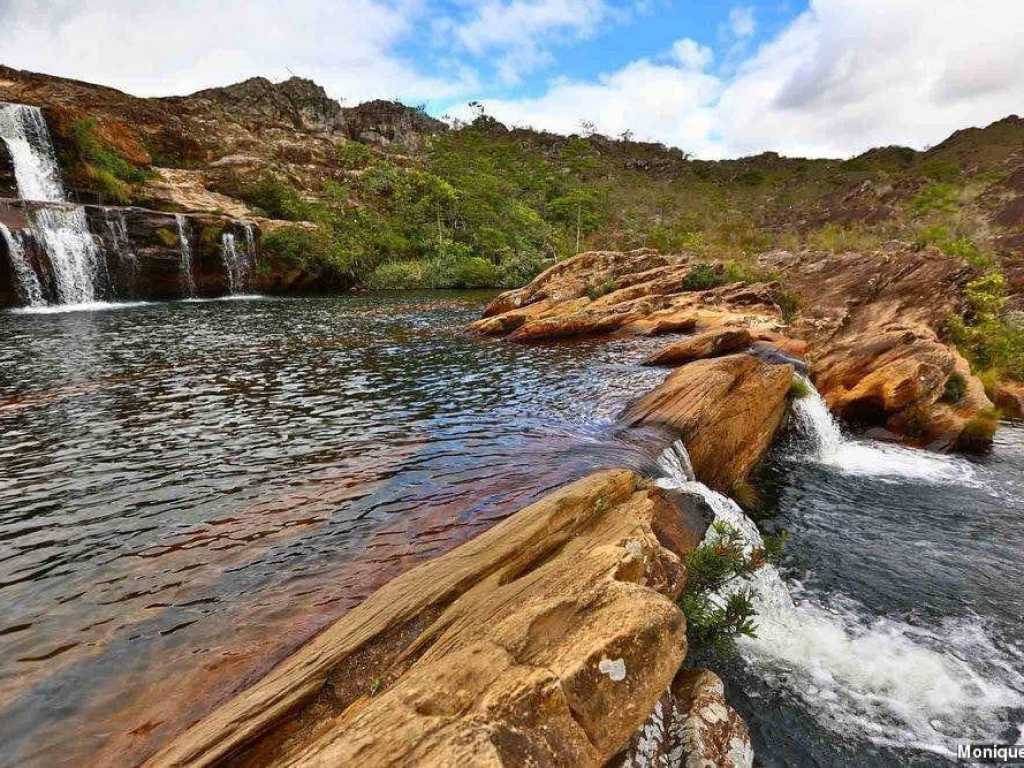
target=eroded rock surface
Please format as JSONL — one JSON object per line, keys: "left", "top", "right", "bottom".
{"left": 622, "top": 353, "right": 793, "bottom": 493}
{"left": 148, "top": 470, "right": 697, "bottom": 768}
{"left": 616, "top": 668, "right": 752, "bottom": 768}
{"left": 476, "top": 245, "right": 1002, "bottom": 450}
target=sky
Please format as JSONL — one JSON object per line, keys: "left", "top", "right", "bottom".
{"left": 1, "top": 0, "right": 1023, "bottom": 159}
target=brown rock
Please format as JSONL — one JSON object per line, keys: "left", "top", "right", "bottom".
{"left": 148, "top": 470, "right": 694, "bottom": 768}
{"left": 644, "top": 328, "right": 754, "bottom": 366}
{"left": 615, "top": 668, "right": 752, "bottom": 768}
{"left": 622, "top": 353, "right": 793, "bottom": 492}
{"left": 994, "top": 381, "right": 1024, "bottom": 419}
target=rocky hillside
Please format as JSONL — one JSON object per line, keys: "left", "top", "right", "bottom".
{"left": 2, "top": 65, "right": 1022, "bottom": 300}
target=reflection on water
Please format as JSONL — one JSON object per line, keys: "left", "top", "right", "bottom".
{"left": 0, "top": 292, "right": 672, "bottom": 767}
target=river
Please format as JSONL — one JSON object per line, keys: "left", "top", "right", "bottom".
{"left": 2, "top": 294, "right": 1022, "bottom": 767}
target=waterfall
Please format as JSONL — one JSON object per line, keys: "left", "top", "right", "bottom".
{"left": 790, "top": 376, "right": 975, "bottom": 483}
{"left": 656, "top": 440, "right": 1020, "bottom": 756}
{"left": 221, "top": 230, "right": 253, "bottom": 294}
{"left": 175, "top": 214, "right": 196, "bottom": 297}
{"left": 0, "top": 103, "right": 64, "bottom": 202}
{"left": 0, "top": 102, "right": 100, "bottom": 305}
{"left": 791, "top": 375, "right": 844, "bottom": 460}
{"left": 0, "top": 222, "right": 43, "bottom": 306}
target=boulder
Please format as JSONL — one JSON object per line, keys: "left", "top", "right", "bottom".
{"left": 147, "top": 470, "right": 697, "bottom": 768}
{"left": 621, "top": 353, "right": 793, "bottom": 493}
{"left": 994, "top": 381, "right": 1024, "bottom": 419}
{"left": 616, "top": 668, "right": 752, "bottom": 768}
{"left": 643, "top": 328, "right": 753, "bottom": 366}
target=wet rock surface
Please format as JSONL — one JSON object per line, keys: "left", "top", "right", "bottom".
{"left": 147, "top": 470, "right": 696, "bottom": 768}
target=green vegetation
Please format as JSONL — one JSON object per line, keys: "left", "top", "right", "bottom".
{"left": 946, "top": 271, "right": 1024, "bottom": 383}
{"left": 154, "top": 227, "right": 178, "bottom": 248}
{"left": 911, "top": 183, "right": 959, "bottom": 216}
{"left": 67, "top": 118, "right": 153, "bottom": 204}
{"left": 586, "top": 277, "right": 618, "bottom": 301}
{"left": 941, "top": 372, "right": 968, "bottom": 404}
{"left": 679, "top": 521, "right": 787, "bottom": 655}
{"left": 789, "top": 376, "right": 812, "bottom": 399}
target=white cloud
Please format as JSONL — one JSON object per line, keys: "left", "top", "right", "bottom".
{"left": 671, "top": 38, "right": 714, "bottom": 71}
{"left": 467, "top": 0, "right": 1024, "bottom": 158}
{"left": 728, "top": 6, "right": 756, "bottom": 38}
{"left": 445, "top": 0, "right": 620, "bottom": 84}
{"left": 0, "top": 0, "right": 471, "bottom": 102}
{"left": 463, "top": 56, "right": 724, "bottom": 157}
{"left": 715, "top": 0, "right": 1024, "bottom": 157}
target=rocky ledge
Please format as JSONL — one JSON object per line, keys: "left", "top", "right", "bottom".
{"left": 473, "top": 246, "right": 1000, "bottom": 451}
{"left": 0, "top": 199, "right": 335, "bottom": 306}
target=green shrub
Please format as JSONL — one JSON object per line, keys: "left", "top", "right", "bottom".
{"left": 789, "top": 376, "right": 812, "bottom": 399}
{"left": 911, "top": 183, "right": 959, "bottom": 216}
{"left": 235, "top": 177, "right": 312, "bottom": 221}
{"left": 586, "top": 277, "right": 618, "bottom": 301}
{"left": 450, "top": 256, "right": 500, "bottom": 288}
{"left": 773, "top": 288, "right": 801, "bottom": 323}
{"left": 682, "top": 263, "right": 726, "bottom": 291}
{"left": 365, "top": 260, "right": 431, "bottom": 289}
{"left": 335, "top": 141, "right": 373, "bottom": 170}
{"left": 941, "top": 372, "right": 968, "bottom": 403}
{"left": 919, "top": 159, "right": 960, "bottom": 183}
{"left": 946, "top": 270, "right": 1024, "bottom": 381}
{"left": 679, "top": 521, "right": 787, "bottom": 655}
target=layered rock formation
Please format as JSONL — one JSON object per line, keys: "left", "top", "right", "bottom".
{"left": 148, "top": 471, "right": 695, "bottom": 768}
{"left": 0, "top": 200, "right": 335, "bottom": 304}
{"left": 474, "top": 246, "right": 1000, "bottom": 450}
{"left": 622, "top": 354, "right": 794, "bottom": 493}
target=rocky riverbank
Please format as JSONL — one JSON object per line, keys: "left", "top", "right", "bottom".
{"left": 474, "top": 246, "right": 1000, "bottom": 451}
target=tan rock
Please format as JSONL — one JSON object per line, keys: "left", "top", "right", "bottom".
{"left": 994, "top": 381, "right": 1024, "bottom": 419}
{"left": 622, "top": 353, "right": 793, "bottom": 492}
{"left": 148, "top": 471, "right": 693, "bottom": 768}
{"left": 643, "top": 328, "right": 753, "bottom": 366}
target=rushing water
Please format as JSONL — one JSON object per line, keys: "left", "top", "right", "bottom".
{"left": 702, "top": 385, "right": 1024, "bottom": 766}
{"left": 0, "top": 292, "right": 673, "bottom": 767}
{"left": 0, "top": 102, "right": 100, "bottom": 306}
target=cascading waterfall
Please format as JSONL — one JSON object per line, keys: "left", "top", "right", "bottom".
{"left": 791, "top": 374, "right": 975, "bottom": 483}
{"left": 175, "top": 214, "right": 197, "bottom": 298}
{"left": 0, "top": 222, "right": 43, "bottom": 306}
{"left": 657, "top": 432, "right": 1020, "bottom": 757}
{"left": 0, "top": 102, "right": 100, "bottom": 305}
{"left": 221, "top": 228, "right": 255, "bottom": 294}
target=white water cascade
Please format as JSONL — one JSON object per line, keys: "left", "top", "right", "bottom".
{"left": 175, "top": 214, "right": 197, "bottom": 297}
{"left": 221, "top": 231, "right": 254, "bottom": 294}
{"left": 791, "top": 375, "right": 975, "bottom": 484}
{"left": 0, "top": 102, "right": 100, "bottom": 305}
{"left": 657, "top": 427, "right": 1021, "bottom": 756}
{"left": 0, "top": 222, "right": 43, "bottom": 306}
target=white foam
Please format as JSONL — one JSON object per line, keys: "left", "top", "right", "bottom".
{"left": 792, "top": 376, "right": 976, "bottom": 485}
{"left": 8, "top": 300, "right": 154, "bottom": 315}
{"left": 656, "top": 440, "right": 1022, "bottom": 755}
{"left": 180, "top": 294, "right": 268, "bottom": 303}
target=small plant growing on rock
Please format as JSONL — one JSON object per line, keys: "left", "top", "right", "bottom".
{"left": 682, "top": 263, "right": 726, "bottom": 291}
{"left": 154, "top": 227, "right": 179, "bottom": 248}
{"left": 941, "top": 372, "right": 968, "bottom": 404}
{"left": 679, "top": 521, "right": 787, "bottom": 656}
{"left": 788, "top": 376, "right": 811, "bottom": 399}
{"left": 773, "top": 288, "right": 800, "bottom": 324}
{"left": 957, "top": 408, "right": 1001, "bottom": 451}
{"left": 585, "top": 278, "right": 617, "bottom": 301}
